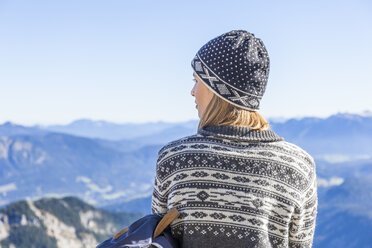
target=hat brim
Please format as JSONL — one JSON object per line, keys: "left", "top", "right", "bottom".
{"left": 191, "top": 53, "right": 261, "bottom": 111}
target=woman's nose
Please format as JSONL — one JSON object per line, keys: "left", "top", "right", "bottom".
{"left": 191, "top": 84, "right": 196, "bottom": 96}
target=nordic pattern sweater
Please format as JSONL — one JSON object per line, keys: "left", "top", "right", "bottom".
{"left": 151, "top": 125, "right": 317, "bottom": 248}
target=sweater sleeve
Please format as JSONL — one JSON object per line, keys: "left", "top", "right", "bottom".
{"left": 289, "top": 161, "right": 318, "bottom": 248}
{"left": 151, "top": 149, "right": 168, "bottom": 216}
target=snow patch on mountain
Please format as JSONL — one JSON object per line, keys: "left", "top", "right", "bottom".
{"left": 12, "top": 141, "right": 32, "bottom": 152}
{"left": 76, "top": 176, "right": 112, "bottom": 193}
{"left": 102, "top": 191, "right": 127, "bottom": 200}
{"left": 317, "top": 177, "right": 344, "bottom": 187}
{"left": 316, "top": 154, "right": 371, "bottom": 163}
{"left": 0, "top": 183, "right": 17, "bottom": 197}
{"left": 0, "top": 213, "right": 10, "bottom": 240}
{"left": 0, "top": 137, "right": 11, "bottom": 159}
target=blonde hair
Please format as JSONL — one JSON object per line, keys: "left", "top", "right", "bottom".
{"left": 198, "top": 94, "right": 270, "bottom": 131}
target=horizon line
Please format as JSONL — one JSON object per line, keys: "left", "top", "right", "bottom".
{"left": 1, "top": 110, "right": 372, "bottom": 127}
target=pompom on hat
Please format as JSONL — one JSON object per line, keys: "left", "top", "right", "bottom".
{"left": 191, "top": 30, "right": 270, "bottom": 111}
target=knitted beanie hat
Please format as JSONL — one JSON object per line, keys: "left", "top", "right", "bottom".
{"left": 191, "top": 30, "right": 270, "bottom": 111}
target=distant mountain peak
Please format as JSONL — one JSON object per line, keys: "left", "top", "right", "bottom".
{"left": 1, "top": 121, "right": 16, "bottom": 127}
{"left": 69, "top": 118, "right": 109, "bottom": 127}
{"left": 359, "top": 110, "right": 372, "bottom": 117}
{"left": 333, "top": 111, "right": 372, "bottom": 120}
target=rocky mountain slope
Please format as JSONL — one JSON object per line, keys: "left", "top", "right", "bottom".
{"left": 0, "top": 196, "right": 142, "bottom": 248}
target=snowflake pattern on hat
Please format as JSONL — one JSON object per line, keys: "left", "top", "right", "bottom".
{"left": 191, "top": 30, "right": 270, "bottom": 111}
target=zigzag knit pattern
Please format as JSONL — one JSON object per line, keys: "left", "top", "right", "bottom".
{"left": 151, "top": 125, "right": 317, "bottom": 248}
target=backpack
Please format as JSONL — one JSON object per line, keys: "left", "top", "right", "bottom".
{"left": 96, "top": 208, "right": 180, "bottom": 248}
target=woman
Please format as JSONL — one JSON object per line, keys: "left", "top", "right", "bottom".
{"left": 151, "top": 30, "right": 317, "bottom": 248}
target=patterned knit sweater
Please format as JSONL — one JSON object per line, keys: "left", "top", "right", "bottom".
{"left": 151, "top": 125, "right": 317, "bottom": 248}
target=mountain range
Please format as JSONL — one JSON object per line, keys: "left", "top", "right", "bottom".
{"left": 1, "top": 113, "right": 371, "bottom": 208}
{"left": 1, "top": 112, "right": 372, "bottom": 247}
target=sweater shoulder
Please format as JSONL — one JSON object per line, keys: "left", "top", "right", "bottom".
{"left": 158, "top": 134, "right": 202, "bottom": 161}
{"left": 157, "top": 133, "right": 203, "bottom": 157}
{"left": 156, "top": 132, "right": 235, "bottom": 158}
{"left": 157, "top": 134, "right": 316, "bottom": 174}
{"left": 281, "top": 140, "right": 316, "bottom": 168}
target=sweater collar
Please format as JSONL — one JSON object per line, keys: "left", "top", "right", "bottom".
{"left": 197, "top": 125, "right": 284, "bottom": 142}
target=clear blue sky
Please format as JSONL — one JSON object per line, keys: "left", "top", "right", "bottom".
{"left": 0, "top": 0, "right": 371, "bottom": 126}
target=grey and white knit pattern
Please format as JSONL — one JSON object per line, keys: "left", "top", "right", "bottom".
{"left": 152, "top": 125, "right": 317, "bottom": 248}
